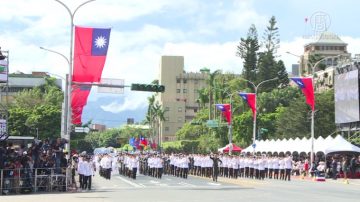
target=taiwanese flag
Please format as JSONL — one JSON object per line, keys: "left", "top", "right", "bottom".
{"left": 71, "top": 85, "right": 91, "bottom": 125}
{"left": 215, "top": 104, "right": 231, "bottom": 125}
{"left": 291, "top": 77, "right": 315, "bottom": 111}
{"left": 73, "top": 26, "right": 111, "bottom": 82}
{"left": 140, "top": 136, "right": 148, "bottom": 146}
{"left": 239, "top": 93, "right": 256, "bottom": 120}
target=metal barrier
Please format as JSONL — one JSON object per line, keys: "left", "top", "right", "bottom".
{"left": 0, "top": 167, "right": 71, "bottom": 195}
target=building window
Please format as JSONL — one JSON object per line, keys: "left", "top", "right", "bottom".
{"left": 183, "top": 79, "right": 187, "bottom": 84}
{"left": 176, "top": 78, "right": 181, "bottom": 83}
{"left": 165, "top": 137, "right": 169, "bottom": 141}
{"left": 177, "top": 117, "right": 182, "bottom": 122}
{"left": 176, "top": 89, "right": 181, "bottom": 93}
{"left": 194, "top": 108, "right": 198, "bottom": 113}
{"left": 178, "top": 107, "right": 182, "bottom": 112}
{"left": 194, "top": 80, "right": 198, "bottom": 84}
{"left": 183, "top": 89, "right": 187, "bottom": 93}
{"left": 165, "top": 127, "right": 169, "bottom": 131}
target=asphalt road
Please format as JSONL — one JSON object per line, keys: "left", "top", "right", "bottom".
{"left": 1, "top": 173, "right": 359, "bottom": 202}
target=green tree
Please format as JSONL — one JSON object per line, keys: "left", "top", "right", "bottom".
{"left": 8, "top": 77, "right": 63, "bottom": 139}
{"left": 257, "top": 16, "right": 280, "bottom": 91}
{"left": 237, "top": 24, "right": 260, "bottom": 84}
{"left": 309, "top": 54, "right": 326, "bottom": 72}
{"left": 275, "top": 60, "right": 289, "bottom": 88}
{"left": 275, "top": 89, "right": 335, "bottom": 139}
{"left": 207, "top": 69, "right": 222, "bottom": 119}
{"left": 262, "top": 16, "right": 280, "bottom": 55}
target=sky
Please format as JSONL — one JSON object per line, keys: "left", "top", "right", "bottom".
{"left": 2, "top": 0, "right": 360, "bottom": 124}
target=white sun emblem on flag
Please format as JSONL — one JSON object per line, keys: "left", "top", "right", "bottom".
{"left": 95, "top": 36, "right": 107, "bottom": 48}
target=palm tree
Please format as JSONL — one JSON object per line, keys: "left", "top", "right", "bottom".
{"left": 196, "top": 88, "right": 209, "bottom": 109}
{"left": 146, "top": 95, "right": 156, "bottom": 143}
{"left": 207, "top": 69, "right": 222, "bottom": 120}
{"left": 151, "top": 103, "right": 166, "bottom": 147}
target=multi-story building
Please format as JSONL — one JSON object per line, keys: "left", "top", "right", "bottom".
{"left": 156, "top": 56, "right": 208, "bottom": 142}
{"left": 90, "top": 123, "right": 106, "bottom": 132}
{"left": 0, "top": 71, "right": 62, "bottom": 103}
{"left": 300, "top": 32, "right": 350, "bottom": 76}
{"left": 291, "top": 64, "right": 300, "bottom": 77}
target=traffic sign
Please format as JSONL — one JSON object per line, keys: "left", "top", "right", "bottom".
{"left": 252, "top": 143, "right": 256, "bottom": 148}
{"left": 74, "top": 127, "right": 90, "bottom": 133}
{"left": 206, "top": 120, "right": 219, "bottom": 128}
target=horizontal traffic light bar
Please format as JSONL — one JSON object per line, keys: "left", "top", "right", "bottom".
{"left": 131, "top": 83, "right": 165, "bottom": 93}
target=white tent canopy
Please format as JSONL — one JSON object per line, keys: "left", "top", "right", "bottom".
{"left": 325, "top": 135, "right": 360, "bottom": 154}
{"left": 242, "top": 135, "right": 360, "bottom": 154}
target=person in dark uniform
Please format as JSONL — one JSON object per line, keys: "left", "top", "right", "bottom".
{"left": 210, "top": 153, "right": 222, "bottom": 182}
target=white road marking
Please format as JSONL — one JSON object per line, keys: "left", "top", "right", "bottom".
{"left": 178, "top": 182, "right": 197, "bottom": 187}
{"left": 138, "top": 183, "right": 146, "bottom": 187}
{"left": 208, "top": 182, "right": 221, "bottom": 186}
{"left": 116, "top": 176, "right": 143, "bottom": 188}
{"left": 150, "top": 180, "right": 160, "bottom": 184}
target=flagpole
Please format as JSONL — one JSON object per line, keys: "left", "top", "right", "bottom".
{"left": 53, "top": 0, "right": 96, "bottom": 157}
{"left": 239, "top": 77, "right": 278, "bottom": 154}
{"left": 287, "top": 51, "right": 343, "bottom": 171}
{"left": 39, "top": 47, "right": 69, "bottom": 140}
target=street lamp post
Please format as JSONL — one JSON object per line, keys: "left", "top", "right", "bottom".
{"left": 286, "top": 51, "right": 343, "bottom": 169}
{"left": 228, "top": 91, "right": 240, "bottom": 154}
{"left": 239, "top": 77, "right": 278, "bottom": 153}
{"left": 40, "top": 47, "right": 69, "bottom": 139}
{"left": 53, "top": 0, "right": 96, "bottom": 154}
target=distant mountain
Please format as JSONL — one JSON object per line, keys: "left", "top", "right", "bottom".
{"left": 82, "top": 96, "right": 147, "bottom": 128}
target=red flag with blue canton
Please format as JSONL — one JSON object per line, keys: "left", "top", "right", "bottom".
{"left": 73, "top": 26, "right": 111, "bottom": 82}
{"left": 239, "top": 93, "right": 256, "bottom": 120}
{"left": 291, "top": 77, "right": 315, "bottom": 111}
{"left": 215, "top": 104, "right": 231, "bottom": 125}
{"left": 71, "top": 85, "right": 91, "bottom": 125}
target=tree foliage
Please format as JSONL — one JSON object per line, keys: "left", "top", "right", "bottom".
{"left": 237, "top": 24, "right": 259, "bottom": 84}
{"left": 8, "top": 77, "right": 63, "bottom": 139}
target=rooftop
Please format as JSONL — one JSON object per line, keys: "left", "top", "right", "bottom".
{"left": 307, "top": 32, "right": 347, "bottom": 46}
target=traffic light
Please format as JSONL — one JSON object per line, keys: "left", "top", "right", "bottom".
{"left": 131, "top": 83, "right": 165, "bottom": 93}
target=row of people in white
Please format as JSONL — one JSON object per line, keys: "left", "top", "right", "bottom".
{"left": 122, "top": 155, "right": 139, "bottom": 169}
{"left": 147, "top": 156, "right": 164, "bottom": 169}
{"left": 77, "top": 157, "right": 95, "bottom": 190}
{"left": 193, "top": 156, "right": 213, "bottom": 168}
{"left": 169, "top": 156, "right": 190, "bottom": 168}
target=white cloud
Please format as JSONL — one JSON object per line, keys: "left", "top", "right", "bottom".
{"left": 163, "top": 42, "right": 243, "bottom": 73}
{"left": 100, "top": 92, "right": 149, "bottom": 113}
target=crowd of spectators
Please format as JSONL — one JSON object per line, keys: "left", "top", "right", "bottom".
{"left": 0, "top": 138, "right": 69, "bottom": 194}
{"left": 291, "top": 154, "right": 360, "bottom": 179}
{"left": 0, "top": 138, "right": 68, "bottom": 173}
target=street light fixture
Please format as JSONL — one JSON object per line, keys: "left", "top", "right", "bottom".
{"left": 238, "top": 77, "right": 278, "bottom": 153}
{"left": 286, "top": 51, "right": 343, "bottom": 170}
{"left": 40, "top": 46, "right": 69, "bottom": 149}
{"left": 53, "top": 0, "right": 96, "bottom": 155}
